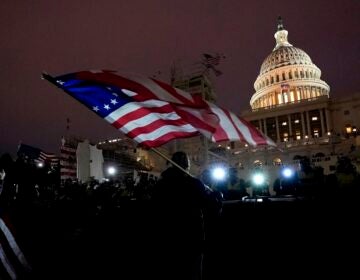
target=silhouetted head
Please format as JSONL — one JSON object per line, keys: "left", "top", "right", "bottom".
{"left": 0, "top": 153, "right": 13, "bottom": 171}
{"left": 170, "top": 151, "right": 190, "bottom": 170}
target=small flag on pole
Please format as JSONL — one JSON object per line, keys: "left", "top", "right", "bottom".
{"left": 202, "top": 53, "right": 225, "bottom": 76}
{"left": 17, "top": 143, "right": 59, "bottom": 167}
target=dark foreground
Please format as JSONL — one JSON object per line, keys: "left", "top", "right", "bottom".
{"left": 10, "top": 196, "right": 360, "bottom": 279}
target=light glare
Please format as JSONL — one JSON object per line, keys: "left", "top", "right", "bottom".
{"left": 252, "top": 173, "right": 265, "bottom": 185}
{"left": 212, "top": 167, "right": 226, "bottom": 181}
{"left": 107, "top": 166, "right": 117, "bottom": 175}
{"left": 282, "top": 168, "right": 293, "bottom": 178}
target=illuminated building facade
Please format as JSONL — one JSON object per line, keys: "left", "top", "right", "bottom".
{"left": 98, "top": 18, "right": 360, "bottom": 189}
{"left": 235, "top": 17, "right": 360, "bottom": 191}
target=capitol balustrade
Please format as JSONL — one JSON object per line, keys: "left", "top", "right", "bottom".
{"left": 228, "top": 135, "right": 353, "bottom": 156}
{"left": 250, "top": 95, "right": 328, "bottom": 113}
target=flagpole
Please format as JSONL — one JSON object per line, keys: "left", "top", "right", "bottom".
{"left": 41, "top": 72, "right": 59, "bottom": 87}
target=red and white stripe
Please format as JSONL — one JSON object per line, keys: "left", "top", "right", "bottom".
{"left": 38, "top": 151, "right": 59, "bottom": 167}
{"left": 60, "top": 145, "right": 77, "bottom": 180}
{"left": 75, "top": 70, "right": 275, "bottom": 148}
{"left": 207, "top": 102, "right": 276, "bottom": 146}
{"left": 104, "top": 99, "right": 200, "bottom": 147}
{"left": 78, "top": 71, "right": 218, "bottom": 148}
{"left": 82, "top": 71, "right": 205, "bottom": 106}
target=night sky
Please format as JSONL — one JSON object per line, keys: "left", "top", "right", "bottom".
{"left": 1, "top": 0, "right": 359, "bottom": 155}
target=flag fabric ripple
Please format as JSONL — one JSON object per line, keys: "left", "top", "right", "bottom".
{"left": 45, "top": 70, "right": 275, "bottom": 148}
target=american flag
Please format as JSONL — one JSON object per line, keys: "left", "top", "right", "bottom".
{"left": 60, "top": 144, "right": 77, "bottom": 180}
{"left": 281, "top": 83, "right": 290, "bottom": 90}
{"left": 202, "top": 53, "right": 224, "bottom": 76}
{"left": 44, "top": 70, "right": 218, "bottom": 148}
{"left": 203, "top": 53, "right": 221, "bottom": 66}
{"left": 43, "top": 70, "right": 275, "bottom": 147}
{"left": 0, "top": 215, "right": 32, "bottom": 279}
{"left": 17, "top": 143, "right": 59, "bottom": 167}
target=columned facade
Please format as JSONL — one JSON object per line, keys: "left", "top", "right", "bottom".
{"left": 245, "top": 17, "right": 331, "bottom": 144}
{"left": 250, "top": 18, "right": 329, "bottom": 111}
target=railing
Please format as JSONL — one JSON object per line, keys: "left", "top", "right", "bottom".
{"left": 250, "top": 95, "right": 329, "bottom": 112}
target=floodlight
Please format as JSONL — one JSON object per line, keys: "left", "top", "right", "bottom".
{"left": 252, "top": 173, "right": 265, "bottom": 186}
{"left": 282, "top": 168, "right": 293, "bottom": 178}
{"left": 211, "top": 167, "right": 226, "bottom": 181}
{"left": 107, "top": 166, "right": 117, "bottom": 176}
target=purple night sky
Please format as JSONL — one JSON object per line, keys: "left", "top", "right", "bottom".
{"left": 0, "top": 0, "right": 359, "bottom": 155}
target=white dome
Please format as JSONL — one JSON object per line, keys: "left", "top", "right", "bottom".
{"left": 250, "top": 17, "right": 330, "bottom": 110}
{"left": 260, "top": 46, "right": 314, "bottom": 75}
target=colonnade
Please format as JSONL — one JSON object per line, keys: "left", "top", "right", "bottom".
{"left": 255, "top": 108, "right": 331, "bottom": 142}
{"left": 252, "top": 86, "right": 328, "bottom": 109}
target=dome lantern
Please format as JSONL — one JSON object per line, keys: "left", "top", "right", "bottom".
{"left": 274, "top": 16, "right": 292, "bottom": 50}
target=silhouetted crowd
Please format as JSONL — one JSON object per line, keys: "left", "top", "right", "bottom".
{"left": 0, "top": 151, "right": 359, "bottom": 279}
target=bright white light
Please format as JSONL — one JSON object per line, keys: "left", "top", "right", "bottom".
{"left": 252, "top": 173, "right": 265, "bottom": 185}
{"left": 107, "top": 166, "right": 117, "bottom": 176}
{"left": 37, "top": 162, "right": 44, "bottom": 168}
{"left": 282, "top": 168, "right": 293, "bottom": 178}
{"left": 212, "top": 167, "right": 226, "bottom": 181}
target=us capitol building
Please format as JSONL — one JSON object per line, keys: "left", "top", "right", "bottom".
{"left": 99, "top": 18, "right": 360, "bottom": 188}
{"left": 169, "top": 17, "right": 359, "bottom": 186}
{"left": 238, "top": 18, "right": 359, "bottom": 174}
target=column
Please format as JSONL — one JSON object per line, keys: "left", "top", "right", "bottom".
{"left": 325, "top": 108, "right": 332, "bottom": 133}
{"left": 301, "top": 112, "right": 306, "bottom": 137}
{"left": 319, "top": 108, "right": 325, "bottom": 136}
{"left": 288, "top": 114, "right": 292, "bottom": 139}
{"left": 306, "top": 111, "right": 311, "bottom": 138}
{"left": 263, "top": 118, "right": 267, "bottom": 135}
{"left": 275, "top": 116, "right": 280, "bottom": 142}
{"left": 259, "top": 119, "right": 263, "bottom": 132}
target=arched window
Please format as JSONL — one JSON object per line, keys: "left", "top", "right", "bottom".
{"left": 282, "top": 73, "right": 286, "bottom": 80}
{"left": 271, "top": 76, "right": 274, "bottom": 84}
{"left": 289, "top": 71, "right": 293, "bottom": 79}
{"left": 276, "top": 75, "right": 279, "bottom": 82}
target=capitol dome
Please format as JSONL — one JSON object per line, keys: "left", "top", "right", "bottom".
{"left": 250, "top": 17, "right": 330, "bottom": 110}
{"left": 260, "top": 46, "right": 313, "bottom": 75}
